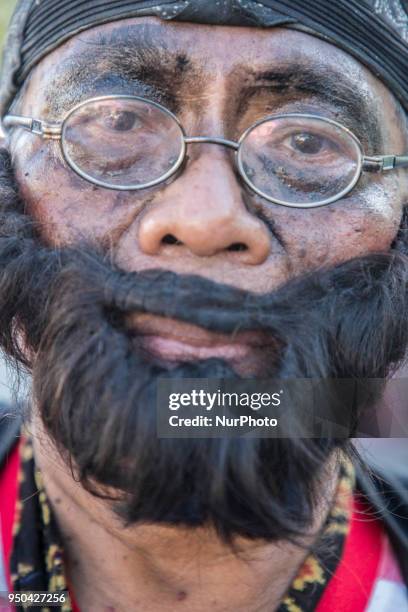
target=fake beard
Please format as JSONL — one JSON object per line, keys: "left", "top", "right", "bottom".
{"left": 0, "top": 149, "right": 407, "bottom": 542}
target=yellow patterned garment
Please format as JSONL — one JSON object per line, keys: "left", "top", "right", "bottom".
{"left": 10, "top": 436, "right": 355, "bottom": 612}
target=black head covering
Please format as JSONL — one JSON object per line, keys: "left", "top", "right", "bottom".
{"left": 1, "top": 0, "right": 408, "bottom": 121}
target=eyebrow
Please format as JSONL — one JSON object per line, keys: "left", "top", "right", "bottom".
{"left": 46, "top": 24, "right": 197, "bottom": 114}
{"left": 250, "top": 66, "right": 382, "bottom": 149}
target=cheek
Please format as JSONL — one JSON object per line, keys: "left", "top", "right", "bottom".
{"left": 268, "top": 174, "right": 403, "bottom": 271}
{"left": 12, "top": 137, "right": 148, "bottom": 246}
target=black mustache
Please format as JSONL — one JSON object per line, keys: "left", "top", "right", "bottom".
{"left": 39, "top": 247, "right": 408, "bottom": 374}
{"left": 34, "top": 245, "right": 406, "bottom": 336}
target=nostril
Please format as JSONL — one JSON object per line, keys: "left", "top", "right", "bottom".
{"left": 162, "top": 234, "right": 183, "bottom": 246}
{"left": 228, "top": 243, "right": 248, "bottom": 252}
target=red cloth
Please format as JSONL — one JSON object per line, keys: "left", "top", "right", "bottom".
{"left": 0, "top": 439, "right": 20, "bottom": 591}
{"left": 317, "top": 497, "right": 383, "bottom": 612}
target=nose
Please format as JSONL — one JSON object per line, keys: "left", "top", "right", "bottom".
{"left": 138, "top": 147, "right": 271, "bottom": 264}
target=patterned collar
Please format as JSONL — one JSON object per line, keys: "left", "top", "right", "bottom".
{"left": 11, "top": 437, "right": 355, "bottom": 612}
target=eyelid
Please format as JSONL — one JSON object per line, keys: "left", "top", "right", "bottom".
{"left": 245, "top": 97, "right": 368, "bottom": 141}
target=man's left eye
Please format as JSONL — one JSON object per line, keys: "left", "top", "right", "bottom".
{"left": 104, "top": 111, "right": 140, "bottom": 132}
{"left": 290, "top": 132, "right": 327, "bottom": 155}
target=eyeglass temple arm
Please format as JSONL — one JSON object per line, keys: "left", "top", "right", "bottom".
{"left": 2, "top": 114, "right": 61, "bottom": 139}
{"left": 363, "top": 154, "right": 408, "bottom": 171}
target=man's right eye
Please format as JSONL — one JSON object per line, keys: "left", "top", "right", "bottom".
{"left": 290, "top": 132, "right": 325, "bottom": 155}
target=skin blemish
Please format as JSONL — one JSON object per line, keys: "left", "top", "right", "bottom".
{"left": 176, "top": 591, "right": 188, "bottom": 601}
{"left": 176, "top": 53, "right": 191, "bottom": 73}
{"left": 298, "top": 248, "right": 307, "bottom": 259}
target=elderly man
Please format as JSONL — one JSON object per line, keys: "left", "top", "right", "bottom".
{"left": 0, "top": 0, "right": 407, "bottom": 610}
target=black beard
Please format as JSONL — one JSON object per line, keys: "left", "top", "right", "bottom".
{"left": 0, "top": 148, "right": 407, "bottom": 543}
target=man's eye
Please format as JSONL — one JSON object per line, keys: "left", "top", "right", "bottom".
{"left": 104, "top": 111, "right": 140, "bottom": 132}
{"left": 290, "top": 132, "right": 326, "bottom": 155}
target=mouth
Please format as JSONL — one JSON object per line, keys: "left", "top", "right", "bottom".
{"left": 126, "top": 314, "right": 279, "bottom": 375}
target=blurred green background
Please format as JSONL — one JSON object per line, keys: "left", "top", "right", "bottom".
{"left": 1, "top": 1, "right": 16, "bottom": 46}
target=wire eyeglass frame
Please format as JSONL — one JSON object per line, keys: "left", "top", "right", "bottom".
{"left": 4, "top": 94, "right": 408, "bottom": 209}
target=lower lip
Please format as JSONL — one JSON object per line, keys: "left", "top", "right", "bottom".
{"left": 138, "top": 335, "right": 254, "bottom": 363}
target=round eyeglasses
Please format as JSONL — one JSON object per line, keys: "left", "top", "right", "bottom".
{"left": 4, "top": 95, "right": 408, "bottom": 209}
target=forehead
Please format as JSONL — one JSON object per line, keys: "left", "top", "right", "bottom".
{"left": 32, "top": 17, "right": 389, "bottom": 102}
{"left": 53, "top": 17, "right": 360, "bottom": 66}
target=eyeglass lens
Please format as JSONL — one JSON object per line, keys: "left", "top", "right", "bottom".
{"left": 62, "top": 98, "right": 362, "bottom": 204}
{"left": 62, "top": 98, "right": 184, "bottom": 188}
{"left": 239, "top": 116, "right": 361, "bottom": 206}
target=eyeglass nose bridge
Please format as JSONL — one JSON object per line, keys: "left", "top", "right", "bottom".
{"left": 184, "top": 136, "right": 239, "bottom": 151}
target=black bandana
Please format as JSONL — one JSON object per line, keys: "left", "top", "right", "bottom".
{"left": 1, "top": 0, "right": 408, "bottom": 121}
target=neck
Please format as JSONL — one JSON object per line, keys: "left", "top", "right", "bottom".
{"left": 31, "top": 422, "right": 339, "bottom": 612}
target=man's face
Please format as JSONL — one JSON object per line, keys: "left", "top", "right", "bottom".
{"left": 11, "top": 19, "right": 408, "bottom": 281}
{"left": 3, "top": 18, "right": 408, "bottom": 540}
